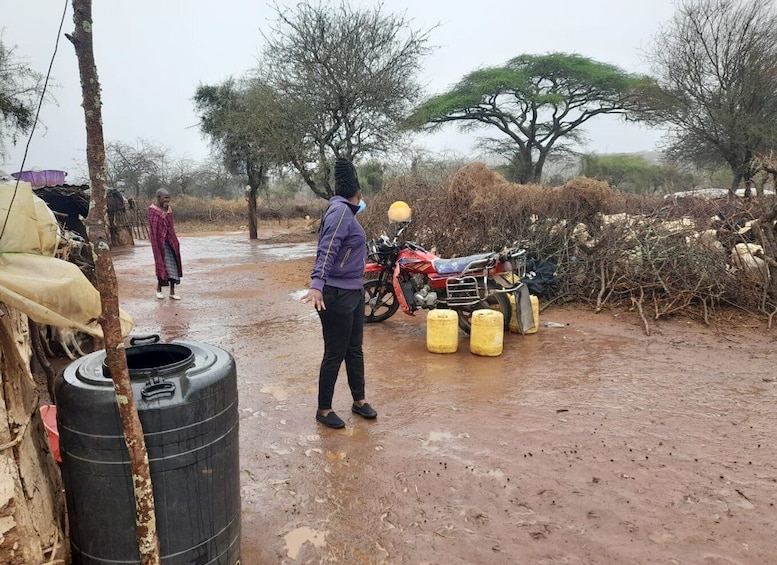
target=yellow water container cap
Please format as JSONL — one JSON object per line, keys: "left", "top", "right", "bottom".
{"left": 388, "top": 201, "right": 412, "bottom": 223}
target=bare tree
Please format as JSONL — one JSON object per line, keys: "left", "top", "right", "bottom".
{"left": 105, "top": 139, "right": 169, "bottom": 198}
{"left": 168, "top": 158, "right": 197, "bottom": 196}
{"left": 259, "top": 1, "right": 432, "bottom": 198}
{"left": 196, "top": 156, "right": 244, "bottom": 199}
{"left": 640, "top": 0, "right": 777, "bottom": 194}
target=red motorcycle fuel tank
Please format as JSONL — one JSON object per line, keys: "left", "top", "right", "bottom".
{"left": 396, "top": 247, "right": 437, "bottom": 273}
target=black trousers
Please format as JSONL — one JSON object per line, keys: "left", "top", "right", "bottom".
{"left": 317, "top": 286, "right": 365, "bottom": 410}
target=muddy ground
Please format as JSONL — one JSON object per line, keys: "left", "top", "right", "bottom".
{"left": 107, "top": 225, "right": 776, "bottom": 565}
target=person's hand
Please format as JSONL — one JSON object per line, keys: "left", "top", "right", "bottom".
{"left": 301, "top": 288, "right": 325, "bottom": 311}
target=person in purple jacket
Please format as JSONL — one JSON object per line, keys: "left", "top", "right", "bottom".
{"left": 301, "top": 157, "right": 377, "bottom": 429}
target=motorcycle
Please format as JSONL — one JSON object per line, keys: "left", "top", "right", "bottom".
{"left": 363, "top": 222, "right": 528, "bottom": 333}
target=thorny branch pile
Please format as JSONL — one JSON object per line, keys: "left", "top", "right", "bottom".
{"left": 360, "top": 163, "right": 777, "bottom": 333}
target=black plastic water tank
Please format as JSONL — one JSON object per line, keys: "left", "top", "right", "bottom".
{"left": 54, "top": 338, "right": 241, "bottom": 565}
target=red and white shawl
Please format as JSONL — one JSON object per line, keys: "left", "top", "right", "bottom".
{"left": 147, "top": 204, "right": 182, "bottom": 281}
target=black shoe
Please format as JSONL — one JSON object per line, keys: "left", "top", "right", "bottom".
{"left": 316, "top": 411, "right": 345, "bottom": 429}
{"left": 351, "top": 402, "right": 378, "bottom": 419}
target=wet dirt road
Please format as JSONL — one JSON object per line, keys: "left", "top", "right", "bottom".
{"left": 111, "top": 229, "right": 777, "bottom": 565}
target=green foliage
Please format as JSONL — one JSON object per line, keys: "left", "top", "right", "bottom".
{"left": 358, "top": 161, "right": 385, "bottom": 194}
{"left": 193, "top": 78, "right": 286, "bottom": 192}
{"left": 407, "top": 53, "right": 644, "bottom": 183}
{"left": 701, "top": 168, "right": 735, "bottom": 189}
{"left": 0, "top": 35, "right": 45, "bottom": 155}
{"left": 580, "top": 154, "right": 695, "bottom": 194}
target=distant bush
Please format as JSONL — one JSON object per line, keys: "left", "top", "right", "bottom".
{"left": 580, "top": 153, "right": 697, "bottom": 194}
{"left": 140, "top": 195, "right": 327, "bottom": 226}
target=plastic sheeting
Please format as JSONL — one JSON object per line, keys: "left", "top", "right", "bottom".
{"left": 11, "top": 169, "right": 67, "bottom": 187}
{"left": 0, "top": 181, "right": 133, "bottom": 337}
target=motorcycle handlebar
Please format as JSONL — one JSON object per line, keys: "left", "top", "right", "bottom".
{"left": 404, "top": 241, "right": 428, "bottom": 252}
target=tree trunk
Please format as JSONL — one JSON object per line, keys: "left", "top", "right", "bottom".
{"left": 533, "top": 147, "right": 550, "bottom": 184}
{"left": 68, "top": 1, "right": 161, "bottom": 563}
{"left": 247, "top": 185, "right": 258, "bottom": 240}
{"left": 730, "top": 171, "right": 742, "bottom": 196}
{"left": 246, "top": 161, "right": 265, "bottom": 240}
{"left": 0, "top": 306, "right": 66, "bottom": 565}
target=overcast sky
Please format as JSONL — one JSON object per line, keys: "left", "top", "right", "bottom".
{"left": 2, "top": 0, "right": 679, "bottom": 178}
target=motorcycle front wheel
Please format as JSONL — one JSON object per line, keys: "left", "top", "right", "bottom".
{"left": 456, "top": 291, "right": 511, "bottom": 334}
{"left": 364, "top": 280, "right": 400, "bottom": 322}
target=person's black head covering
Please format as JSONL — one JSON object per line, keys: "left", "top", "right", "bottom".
{"left": 334, "top": 157, "right": 361, "bottom": 198}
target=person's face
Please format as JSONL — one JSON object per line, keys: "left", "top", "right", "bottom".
{"left": 157, "top": 194, "right": 171, "bottom": 209}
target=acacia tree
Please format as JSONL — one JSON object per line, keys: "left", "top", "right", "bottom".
{"left": 407, "top": 53, "right": 644, "bottom": 184}
{"left": 193, "top": 78, "right": 284, "bottom": 238}
{"left": 0, "top": 33, "right": 46, "bottom": 156}
{"left": 638, "top": 0, "right": 777, "bottom": 195}
{"left": 259, "top": 1, "right": 431, "bottom": 198}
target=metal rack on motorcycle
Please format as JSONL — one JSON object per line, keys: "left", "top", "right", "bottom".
{"left": 444, "top": 248, "right": 527, "bottom": 307}
{"left": 444, "top": 254, "right": 499, "bottom": 306}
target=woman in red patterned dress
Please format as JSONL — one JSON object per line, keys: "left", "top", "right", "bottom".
{"left": 147, "top": 188, "right": 183, "bottom": 300}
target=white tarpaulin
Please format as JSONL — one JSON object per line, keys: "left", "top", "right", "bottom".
{"left": 0, "top": 181, "right": 133, "bottom": 337}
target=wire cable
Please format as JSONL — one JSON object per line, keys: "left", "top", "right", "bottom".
{"left": 0, "top": 0, "right": 70, "bottom": 245}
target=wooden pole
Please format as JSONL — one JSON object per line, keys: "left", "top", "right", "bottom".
{"left": 67, "top": 2, "right": 161, "bottom": 563}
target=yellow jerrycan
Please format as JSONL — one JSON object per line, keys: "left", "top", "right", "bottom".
{"left": 427, "top": 309, "right": 459, "bottom": 353}
{"left": 470, "top": 309, "right": 504, "bottom": 356}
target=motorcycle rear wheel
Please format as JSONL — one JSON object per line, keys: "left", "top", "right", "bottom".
{"left": 364, "top": 280, "right": 400, "bottom": 322}
{"left": 456, "top": 291, "right": 511, "bottom": 334}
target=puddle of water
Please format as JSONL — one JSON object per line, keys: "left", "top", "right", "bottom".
{"left": 260, "top": 383, "right": 292, "bottom": 402}
{"left": 289, "top": 289, "right": 309, "bottom": 301}
{"left": 261, "top": 242, "right": 316, "bottom": 261}
{"left": 112, "top": 235, "right": 314, "bottom": 270}
{"left": 427, "top": 431, "right": 470, "bottom": 442}
{"left": 283, "top": 526, "right": 327, "bottom": 559}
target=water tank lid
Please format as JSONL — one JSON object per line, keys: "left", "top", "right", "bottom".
{"left": 102, "top": 343, "right": 194, "bottom": 379}
{"left": 68, "top": 340, "right": 221, "bottom": 388}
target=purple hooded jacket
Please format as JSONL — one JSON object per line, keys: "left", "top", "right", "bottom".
{"left": 310, "top": 196, "right": 367, "bottom": 292}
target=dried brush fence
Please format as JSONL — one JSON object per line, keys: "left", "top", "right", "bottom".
{"left": 134, "top": 196, "right": 326, "bottom": 230}
{"left": 359, "top": 163, "right": 777, "bottom": 334}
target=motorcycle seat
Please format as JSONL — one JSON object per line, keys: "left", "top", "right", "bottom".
{"left": 432, "top": 253, "right": 493, "bottom": 275}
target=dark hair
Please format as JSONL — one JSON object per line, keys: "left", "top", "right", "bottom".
{"left": 334, "top": 157, "right": 361, "bottom": 198}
